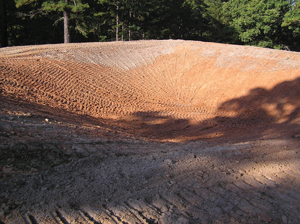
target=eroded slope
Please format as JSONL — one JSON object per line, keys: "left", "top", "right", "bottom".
{"left": 1, "top": 40, "right": 300, "bottom": 142}
{"left": 1, "top": 40, "right": 300, "bottom": 224}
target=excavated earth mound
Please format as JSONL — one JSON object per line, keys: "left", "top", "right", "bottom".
{"left": 1, "top": 40, "right": 300, "bottom": 224}
{"left": 1, "top": 40, "right": 300, "bottom": 142}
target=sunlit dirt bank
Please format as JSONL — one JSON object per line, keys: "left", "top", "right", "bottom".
{"left": 1, "top": 40, "right": 300, "bottom": 224}
{"left": 1, "top": 40, "right": 300, "bottom": 143}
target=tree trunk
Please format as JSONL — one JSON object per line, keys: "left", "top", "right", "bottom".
{"left": 64, "top": 0, "right": 70, "bottom": 43}
{"left": 129, "top": 10, "right": 131, "bottom": 41}
{"left": 0, "top": 0, "right": 8, "bottom": 47}
{"left": 129, "top": 29, "right": 131, "bottom": 41}
{"left": 197, "top": 8, "right": 202, "bottom": 40}
{"left": 122, "top": 23, "right": 124, "bottom": 41}
{"left": 116, "top": 1, "right": 119, "bottom": 41}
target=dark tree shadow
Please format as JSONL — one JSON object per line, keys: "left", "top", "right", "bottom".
{"left": 1, "top": 77, "right": 300, "bottom": 145}
{"left": 128, "top": 77, "right": 300, "bottom": 143}
{"left": 1, "top": 76, "right": 300, "bottom": 224}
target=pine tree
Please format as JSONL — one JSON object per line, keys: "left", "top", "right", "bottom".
{"left": 15, "top": 0, "right": 89, "bottom": 43}
{"left": 222, "top": 0, "right": 290, "bottom": 49}
{"left": 282, "top": 0, "right": 300, "bottom": 50}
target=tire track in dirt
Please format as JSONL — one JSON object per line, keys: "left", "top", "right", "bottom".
{"left": 2, "top": 40, "right": 299, "bottom": 125}
{"left": 1, "top": 138, "right": 299, "bottom": 224}
{"left": 1, "top": 40, "right": 300, "bottom": 222}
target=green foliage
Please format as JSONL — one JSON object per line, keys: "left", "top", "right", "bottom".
{"left": 222, "top": 0, "right": 290, "bottom": 48}
{"left": 15, "top": 0, "right": 37, "bottom": 8}
{"left": 1, "top": 0, "right": 299, "bottom": 51}
{"left": 282, "top": 1, "right": 300, "bottom": 26}
{"left": 281, "top": 1, "right": 300, "bottom": 50}
{"left": 41, "top": 0, "right": 89, "bottom": 13}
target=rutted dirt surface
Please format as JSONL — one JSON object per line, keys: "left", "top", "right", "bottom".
{"left": 1, "top": 40, "right": 300, "bottom": 223}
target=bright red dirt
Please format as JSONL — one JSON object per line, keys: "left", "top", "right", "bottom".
{"left": 1, "top": 40, "right": 300, "bottom": 143}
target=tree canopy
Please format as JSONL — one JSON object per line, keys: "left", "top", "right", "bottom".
{"left": 0, "top": 0, "right": 299, "bottom": 51}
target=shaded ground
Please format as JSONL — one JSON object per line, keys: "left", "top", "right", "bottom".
{"left": 0, "top": 40, "right": 300, "bottom": 223}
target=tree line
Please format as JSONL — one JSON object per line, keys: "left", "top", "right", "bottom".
{"left": 1, "top": 0, "right": 300, "bottom": 51}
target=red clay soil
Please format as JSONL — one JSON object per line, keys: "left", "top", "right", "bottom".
{"left": 1, "top": 40, "right": 300, "bottom": 143}
{"left": 1, "top": 40, "right": 300, "bottom": 224}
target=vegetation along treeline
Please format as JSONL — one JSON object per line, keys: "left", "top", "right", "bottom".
{"left": 0, "top": 0, "right": 300, "bottom": 51}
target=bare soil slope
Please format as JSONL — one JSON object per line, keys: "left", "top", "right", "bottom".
{"left": 1, "top": 40, "right": 300, "bottom": 224}
{"left": 1, "top": 40, "right": 300, "bottom": 142}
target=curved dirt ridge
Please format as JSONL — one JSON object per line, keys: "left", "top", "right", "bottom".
{"left": 1, "top": 40, "right": 300, "bottom": 223}
{"left": 1, "top": 40, "right": 300, "bottom": 142}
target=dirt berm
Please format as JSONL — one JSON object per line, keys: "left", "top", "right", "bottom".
{"left": 0, "top": 40, "right": 300, "bottom": 223}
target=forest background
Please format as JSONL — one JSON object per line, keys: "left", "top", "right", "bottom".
{"left": 0, "top": 0, "right": 300, "bottom": 51}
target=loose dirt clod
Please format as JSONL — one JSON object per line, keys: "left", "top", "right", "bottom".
{"left": 0, "top": 40, "right": 300, "bottom": 223}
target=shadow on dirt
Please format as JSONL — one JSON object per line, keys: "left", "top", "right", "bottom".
{"left": 1, "top": 77, "right": 300, "bottom": 145}
{"left": 1, "top": 77, "right": 300, "bottom": 224}
{"left": 1, "top": 76, "right": 299, "bottom": 176}
{"left": 128, "top": 77, "right": 300, "bottom": 143}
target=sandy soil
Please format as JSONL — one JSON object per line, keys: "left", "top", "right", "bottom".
{"left": 0, "top": 40, "right": 300, "bottom": 223}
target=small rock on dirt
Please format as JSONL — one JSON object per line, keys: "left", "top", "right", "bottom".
{"left": 261, "top": 213, "right": 272, "bottom": 222}
{"left": 282, "top": 215, "right": 288, "bottom": 223}
{"left": 176, "top": 216, "right": 189, "bottom": 224}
